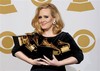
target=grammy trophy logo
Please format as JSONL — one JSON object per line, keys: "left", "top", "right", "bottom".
{"left": 31, "top": 0, "right": 52, "bottom": 6}
{"left": 67, "top": 0, "right": 94, "bottom": 12}
{"left": 0, "top": 0, "right": 17, "bottom": 14}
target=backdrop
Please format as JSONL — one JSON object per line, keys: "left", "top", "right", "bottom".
{"left": 0, "top": 0, "right": 100, "bottom": 71}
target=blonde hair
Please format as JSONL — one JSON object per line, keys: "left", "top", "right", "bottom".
{"left": 32, "top": 3, "right": 64, "bottom": 34}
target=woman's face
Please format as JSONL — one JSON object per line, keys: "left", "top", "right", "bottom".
{"left": 38, "top": 8, "right": 54, "bottom": 31}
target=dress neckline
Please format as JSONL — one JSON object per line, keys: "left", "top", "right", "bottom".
{"left": 41, "top": 32, "right": 63, "bottom": 38}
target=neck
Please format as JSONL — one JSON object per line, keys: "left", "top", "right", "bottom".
{"left": 43, "top": 26, "right": 55, "bottom": 37}
{"left": 43, "top": 30, "right": 54, "bottom": 37}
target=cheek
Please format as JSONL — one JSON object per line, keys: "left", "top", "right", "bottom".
{"left": 47, "top": 18, "right": 53, "bottom": 24}
{"left": 38, "top": 19, "right": 41, "bottom": 23}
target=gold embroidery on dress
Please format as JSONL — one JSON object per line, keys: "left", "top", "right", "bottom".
{"left": 18, "top": 36, "right": 29, "bottom": 46}
{"left": 18, "top": 34, "right": 38, "bottom": 52}
{"left": 18, "top": 37, "right": 23, "bottom": 46}
{"left": 40, "top": 39, "right": 61, "bottom": 55}
{"left": 25, "top": 33, "right": 39, "bottom": 52}
{"left": 25, "top": 44, "right": 37, "bottom": 52}
{"left": 41, "top": 39, "right": 58, "bottom": 50}
{"left": 53, "top": 50, "right": 61, "bottom": 55}
{"left": 61, "top": 44, "right": 70, "bottom": 53}
{"left": 58, "top": 40, "right": 70, "bottom": 53}
{"left": 26, "top": 35, "right": 39, "bottom": 52}
{"left": 57, "top": 40, "right": 68, "bottom": 45}
{"left": 32, "top": 36, "right": 39, "bottom": 46}
{"left": 17, "top": 33, "right": 70, "bottom": 54}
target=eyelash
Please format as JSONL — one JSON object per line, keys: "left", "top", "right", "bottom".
{"left": 44, "top": 16, "right": 48, "bottom": 18}
{"left": 38, "top": 16, "right": 49, "bottom": 19}
{"left": 38, "top": 16, "right": 42, "bottom": 19}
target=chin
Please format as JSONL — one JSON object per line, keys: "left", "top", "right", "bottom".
{"left": 42, "top": 28, "right": 47, "bottom": 30}
{"left": 41, "top": 27, "right": 47, "bottom": 30}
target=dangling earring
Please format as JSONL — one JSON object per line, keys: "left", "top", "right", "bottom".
{"left": 53, "top": 19, "right": 56, "bottom": 24}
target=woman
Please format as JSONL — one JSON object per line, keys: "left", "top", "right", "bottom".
{"left": 12, "top": 3, "right": 84, "bottom": 71}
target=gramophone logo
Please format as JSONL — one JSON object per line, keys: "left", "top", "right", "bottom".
{"left": 67, "top": 0, "right": 94, "bottom": 12}
{"left": 0, "top": 31, "right": 16, "bottom": 54}
{"left": 0, "top": 0, "right": 17, "bottom": 14}
{"left": 73, "top": 29, "right": 96, "bottom": 53}
{"left": 31, "top": 0, "right": 52, "bottom": 6}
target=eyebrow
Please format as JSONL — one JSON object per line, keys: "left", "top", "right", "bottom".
{"left": 38, "top": 15, "right": 49, "bottom": 18}
{"left": 44, "top": 15, "right": 49, "bottom": 18}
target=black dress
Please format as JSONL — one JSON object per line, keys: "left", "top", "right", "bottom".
{"left": 12, "top": 32, "right": 84, "bottom": 71}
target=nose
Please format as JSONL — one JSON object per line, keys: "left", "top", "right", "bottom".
{"left": 40, "top": 18, "right": 45, "bottom": 23}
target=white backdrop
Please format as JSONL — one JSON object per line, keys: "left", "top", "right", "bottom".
{"left": 0, "top": 0, "right": 100, "bottom": 71}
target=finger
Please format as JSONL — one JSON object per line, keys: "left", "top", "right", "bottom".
{"left": 43, "top": 55, "right": 51, "bottom": 62}
{"left": 39, "top": 62, "right": 48, "bottom": 66}
{"left": 36, "top": 58, "right": 41, "bottom": 61}
{"left": 52, "top": 55, "right": 56, "bottom": 59}
{"left": 41, "top": 58, "right": 50, "bottom": 64}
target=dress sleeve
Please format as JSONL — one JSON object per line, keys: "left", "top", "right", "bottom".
{"left": 11, "top": 36, "right": 32, "bottom": 57}
{"left": 63, "top": 32, "right": 84, "bottom": 64}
